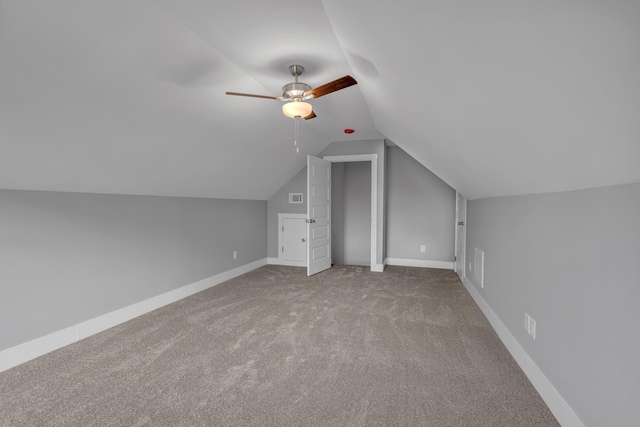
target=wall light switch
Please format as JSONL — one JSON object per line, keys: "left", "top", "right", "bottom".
{"left": 233, "top": 251, "right": 238, "bottom": 260}
{"left": 420, "top": 245, "right": 426, "bottom": 253}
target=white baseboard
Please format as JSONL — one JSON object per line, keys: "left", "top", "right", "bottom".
{"left": 0, "top": 258, "right": 268, "bottom": 373}
{"left": 267, "top": 257, "right": 306, "bottom": 267}
{"left": 371, "top": 263, "right": 385, "bottom": 272}
{"left": 385, "top": 258, "right": 454, "bottom": 270}
{"left": 462, "top": 277, "right": 584, "bottom": 427}
{"left": 268, "top": 258, "right": 385, "bottom": 272}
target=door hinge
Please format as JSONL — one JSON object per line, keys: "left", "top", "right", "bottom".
{"left": 455, "top": 256, "right": 457, "bottom": 261}
{"left": 282, "top": 246, "right": 284, "bottom": 252}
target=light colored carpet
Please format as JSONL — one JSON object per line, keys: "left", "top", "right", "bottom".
{"left": 0, "top": 265, "right": 558, "bottom": 426}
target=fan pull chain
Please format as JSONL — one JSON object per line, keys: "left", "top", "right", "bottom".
{"left": 294, "top": 118, "right": 299, "bottom": 153}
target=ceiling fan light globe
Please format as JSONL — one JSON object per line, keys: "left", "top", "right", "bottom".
{"left": 282, "top": 101, "right": 313, "bottom": 119}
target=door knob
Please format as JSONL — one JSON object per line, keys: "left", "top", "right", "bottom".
{"left": 302, "top": 238, "right": 306, "bottom": 242}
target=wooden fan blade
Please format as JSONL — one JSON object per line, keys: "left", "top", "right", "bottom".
{"left": 304, "top": 75, "right": 357, "bottom": 99}
{"left": 303, "top": 110, "right": 317, "bottom": 120}
{"left": 225, "top": 91, "right": 278, "bottom": 100}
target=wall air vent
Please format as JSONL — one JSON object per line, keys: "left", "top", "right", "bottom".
{"left": 289, "top": 193, "right": 303, "bottom": 204}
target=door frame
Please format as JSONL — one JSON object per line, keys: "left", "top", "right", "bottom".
{"left": 454, "top": 192, "right": 467, "bottom": 280}
{"left": 323, "top": 154, "right": 378, "bottom": 272}
{"left": 277, "top": 213, "right": 307, "bottom": 267}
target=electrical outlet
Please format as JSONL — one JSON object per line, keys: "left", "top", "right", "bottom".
{"left": 530, "top": 317, "right": 536, "bottom": 340}
{"left": 420, "top": 245, "right": 426, "bottom": 253}
{"left": 233, "top": 250, "right": 237, "bottom": 260}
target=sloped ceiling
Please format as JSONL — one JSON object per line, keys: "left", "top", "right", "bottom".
{"left": 1, "top": 1, "right": 638, "bottom": 200}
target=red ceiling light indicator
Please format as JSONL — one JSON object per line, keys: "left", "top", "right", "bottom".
{"left": 344, "top": 129, "right": 355, "bottom": 134}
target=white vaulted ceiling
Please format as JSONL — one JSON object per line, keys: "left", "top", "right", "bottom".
{"left": 1, "top": 0, "right": 639, "bottom": 200}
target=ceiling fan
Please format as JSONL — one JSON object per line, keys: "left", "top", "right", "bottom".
{"left": 226, "top": 65, "right": 357, "bottom": 120}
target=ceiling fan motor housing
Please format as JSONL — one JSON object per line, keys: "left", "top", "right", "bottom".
{"left": 282, "top": 82, "right": 311, "bottom": 100}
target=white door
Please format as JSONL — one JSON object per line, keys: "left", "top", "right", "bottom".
{"left": 307, "top": 155, "right": 331, "bottom": 276}
{"left": 455, "top": 192, "right": 466, "bottom": 280}
{"left": 282, "top": 217, "right": 306, "bottom": 262}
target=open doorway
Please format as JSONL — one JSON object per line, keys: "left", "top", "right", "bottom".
{"left": 331, "top": 161, "right": 371, "bottom": 266}
{"left": 323, "top": 154, "right": 378, "bottom": 271}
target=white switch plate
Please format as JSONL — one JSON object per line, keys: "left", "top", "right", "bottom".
{"left": 233, "top": 251, "right": 237, "bottom": 260}
{"left": 420, "top": 245, "right": 426, "bottom": 253}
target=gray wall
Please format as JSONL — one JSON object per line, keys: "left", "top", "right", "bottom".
{"left": 465, "top": 182, "right": 640, "bottom": 426}
{"left": 267, "top": 167, "right": 307, "bottom": 258}
{"left": 385, "top": 146, "right": 455, "bottom": 262}
{"left": 333, "top": 162, "right": 371, "bottom": 265}
{"left": 0, "top": 189, "right": 267, "bottom": 351}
